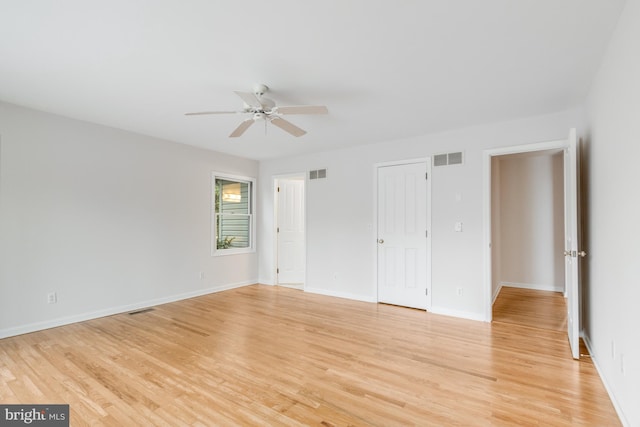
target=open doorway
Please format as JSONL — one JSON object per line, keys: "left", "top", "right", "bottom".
{"left": 491, "top": 150, "right": 566, "bottom": 331}
{"left": 490, "top": 149, "right": 565, "bottom": 312}
{"left": 483, "top": 130, "right": 582, "bottom": 359}
{"left": 274, "top": 174, "right": 306, "bottom": 290}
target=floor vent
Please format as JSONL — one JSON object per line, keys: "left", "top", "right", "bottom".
{"left": 433, "top": 152, "right": 464, "bottom": 167}
{"left": 129, "top": 308, "right": 155, "bottom": 315}
{"left": 309, "top": 168, "right": 327, "bottom": 180}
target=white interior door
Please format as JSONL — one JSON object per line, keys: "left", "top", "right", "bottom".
{"left": 564, "top": 128, "right": 581, "bottom": 359}
{"left": 277, "top": 178, "right": 305, "bottom": 285}
{"left": 377, "top": 162, "right": 428, "bottom": 309}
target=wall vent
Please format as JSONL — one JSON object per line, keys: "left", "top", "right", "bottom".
{"left": 434, "top": 154, "right": 448, "bottom": 166}
{"left": 309, "top": 168, "right": 327, "bottom": 180}
{"left": 433, "top": 152, "right": 464, "bottom": 167}
{"left": 129, "top": 308, "right": 155, "bottom": 315}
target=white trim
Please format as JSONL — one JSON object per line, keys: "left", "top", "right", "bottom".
{"left": 373, "top": 157, "right": 432, "bottom": 310}
{"left": 374, "top": 158, "right": 428, "bottom": 168}
{"left": 482, "top": 138, "right": 570, "bottom": 322}
{"left": 305, "top": 287, "right": 376, "bottom": 303}
{"left": 500, "top": 282, "right": 564, "bottom": 293}
{"left": 211, "top": 171, "right": 257, "bottom": 256}
{"left": 492, "top": 283, "right": 503, "bottom": 305}
{"left": 372, "top": 165, "right": 378, "bottom": 303}
{"left": 429, "top": 306, "right": 487, "bottom": 322}
{"left": 582, "top": 334, "right": 630, "bottom": 427}
{"left": 426, "top": 160, "right": 432, "bottom": 311}
{"left": 272, "top": 176, "right": 279, "bottom": 286}
{"left": 0, "top": 281, "right": 255, "bottom": 339}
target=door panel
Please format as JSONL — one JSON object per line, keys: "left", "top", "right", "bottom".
{"left": 277, "top": 179, "right": 305, "bottom": 284}
{"left": 377, "top": 162, "right": 428, "bottom": 309}
{"left": 564, "top": 129, "right": 580, "bottom": 359}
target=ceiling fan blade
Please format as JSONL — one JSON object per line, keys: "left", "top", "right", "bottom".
{"left": 234, "top": 91, "right": 263, "bottom": 109}
{"left": 276, "top": 105, "right": 328, "bottom": 115}
{"left": 229, "top": 119, "right": 255, "bottom": 138}
{"left": 184, "top": 111, "right": 240, "bottom": 116}
{"left": 271, "top": 117, "right": 306, "bottom": 137}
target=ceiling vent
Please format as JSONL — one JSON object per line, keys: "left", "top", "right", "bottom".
{"left": 433, "top": 152, "right": 464, "bottom": 167}
{"left": 309, "top": 168, "right": 327, "bottom": 180}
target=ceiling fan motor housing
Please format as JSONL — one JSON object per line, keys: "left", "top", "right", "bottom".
{"left": 253, "top": 83, "right": 269, "bottom": 97}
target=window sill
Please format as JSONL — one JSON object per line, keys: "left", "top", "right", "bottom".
{"left": 212, "top": 248, "right": 256, "bottom": 257}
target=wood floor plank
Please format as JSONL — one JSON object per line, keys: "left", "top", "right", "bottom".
{"left": 493, "top": 286, "right": 567, "bottom": 332}
{"left": 0, "top": 285, "right": 620, "bottom": 426}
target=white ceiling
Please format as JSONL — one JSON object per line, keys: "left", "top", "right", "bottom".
{"left": 0, "top": 0, "right": 625, "bottom": 160}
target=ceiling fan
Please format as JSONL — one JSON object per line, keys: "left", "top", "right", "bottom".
{"left": 185, "top": 84, "right": 328, "bottom": 138}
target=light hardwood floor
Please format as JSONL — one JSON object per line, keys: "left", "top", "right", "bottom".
{"left": 493, "top": 286, "right": 567, "bottom": 332}
{"left": 0, "top": 285, "right": 619, "bottom": 426}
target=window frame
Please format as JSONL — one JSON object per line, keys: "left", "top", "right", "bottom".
{"left": 211, "top": 172, "right": 256, "bottom": 256}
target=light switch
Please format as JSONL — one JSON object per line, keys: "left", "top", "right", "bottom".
{"left": 455, "top": 222, "right": 463, "bottom": 232}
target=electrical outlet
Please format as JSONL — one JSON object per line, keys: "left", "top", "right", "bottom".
{"left": 47, "top": 292, "right": 57, "bottom": 304}
{"left": 454, "top": 222, "right": 463, "bottom": 232}
{"left": 199, "top": 272, "right": 205, "bottom": 280}
{"left": 456, "top": 287, "right": 464, "bottom": 296}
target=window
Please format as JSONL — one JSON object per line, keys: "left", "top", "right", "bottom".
{"left": 212, "top": 173, "right": 255, "bottom": 255}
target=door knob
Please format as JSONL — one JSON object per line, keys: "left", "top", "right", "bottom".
{"left": 378, "top": 239, "right": 384, "bottom": 244}
{"left": 565, "top": 250, "right": 587, "bottom": 257}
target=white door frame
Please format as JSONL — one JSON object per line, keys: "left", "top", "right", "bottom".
{"left": 482, "top": 138, "right": 570, "bottom": 322}
{"left": 373, "top": 158, "right": 432, "bottom": 310}
{"left": 273, "top": 173, "right": 307, "bottom": 287}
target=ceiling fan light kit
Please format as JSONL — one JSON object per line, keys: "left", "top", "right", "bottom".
{"left": 185, "top": 84, "right": 328, "bottom": 138}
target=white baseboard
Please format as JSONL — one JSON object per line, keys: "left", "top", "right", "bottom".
{"left": 258, "top": 277, "right": 275, "bottom": 286}
{"left": 429, "top": 306, "right": 487, "bottom": 322}
{"left": 304, "top": 288, "right": 486, "bottom": 321}
{"left": 0, "top": 280, "right": 255, "bottom": 339}
{"left": 492, "top": 283, "right": 503, "bottom": 305}
{"left": 305, "top": 289, "right": 486, "bottom": 322}
{"left": 500, "top": 281, "right": 563, "bottom": 292}
{"left": 581, "top": 333, "right": 630, "bottom": 427}
{"left": 304, "top": 287, "right": 376, "bottom": 303}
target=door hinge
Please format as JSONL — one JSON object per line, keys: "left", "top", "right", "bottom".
{"left": 425, "top": 230, "right": 428, "bottom": 238}
{"left": 277, "top": 186, "right": 280, "bottom": 192}
{"left": 425, "top": 288, "right": 428, "bottom": 296}
{"left": 277, "top": 268, "right": 279, "bottom": 274}
{"left": 425, "top": 172, "right": 428, "bottom": 180}
{"left": 277, "top": 227, "right": 280, "bottom": 233}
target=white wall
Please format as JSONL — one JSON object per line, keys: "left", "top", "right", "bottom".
{"left": 496, "top": 152, "right": 564, "bottom": 292}
{"left": 584, "top": 0, "right": 640, "bottom": 425}
{"left": 258, "top": 108, "right": 585, "bottom": 320}
{"left": 0, "top": 102, "right": 259, "bottom": 338}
